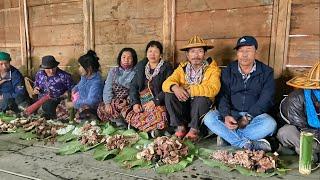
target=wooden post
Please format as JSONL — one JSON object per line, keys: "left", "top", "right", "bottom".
{"left": 19, "top": 0, "right": 27, "bottom": 67}
{"left": 19, "top": 0, "right": 31, "bottom": 76}
{"left": 162, "top": 0, "right": 175, "bottom": 64}
{"left": 170, "top": 0, "right": 176, "bottom": 65}
{"left": 83, "top": 0, "right": 94, "bottom": 52}
{"left": 163, "top": 0, "right": 170, "bottom": 61}
{"left": 269, "top": 0, "right": 292, "bottom": 78}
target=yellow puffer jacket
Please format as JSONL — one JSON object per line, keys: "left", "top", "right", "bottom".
{"left": 162, "top": 59, "right": 221, "bottom": 98}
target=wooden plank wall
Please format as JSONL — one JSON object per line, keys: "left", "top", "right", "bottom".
{"left": 287, "top": 0, "right": 320, "bottom": 75}
{"left": 94, "top": 0, "right": 164, "bottom": 74}
{"left": 175, "top": 0, "right": 274, "bottom": 66}
{"left": 0, "top": 0, "right": 319, "bottom": 79}
{"left": 27, "top": 0, "right": 84, "bottom": 72}
{"left": 0, "top": 0, "right": 21, "bottom": 68}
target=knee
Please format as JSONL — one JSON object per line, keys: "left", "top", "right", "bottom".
{"left": 165, "top": 93, "right": 177, "bottom": 101}
{"left": 193, "top": 96, "right": 211, "bottom": 104}
{"left": 203, "top": 110, "right": 220, "bottom": 126}
{"left": 277, "top": 125, "right": 296, "bottom": 140}
{"left": 257, "top": 113, "right": 277, "bottom": 132}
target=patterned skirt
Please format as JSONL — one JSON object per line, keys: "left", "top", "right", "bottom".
{"left": 122, "top": 88, "right": 168, "bottom": 132}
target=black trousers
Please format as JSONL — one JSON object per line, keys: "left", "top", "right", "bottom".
{"left": 165, "top": 93, "right": 212, "bottom": 129}
{"left": 0, "top": 94, "right": 29, "bottom": 113}
{"left": 40, "top": 98, "right": 61, "bottom": 119}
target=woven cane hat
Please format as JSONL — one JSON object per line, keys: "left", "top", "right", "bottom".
{"left": 286, "top": 61, "right": 320, "bottom": 89}
{"left": 180, "top": 35, "right": 214, "bottom": 51}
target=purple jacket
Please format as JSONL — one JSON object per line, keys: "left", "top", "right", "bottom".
{"left": 34, "top": 68, "right": 74, "bottom": 98}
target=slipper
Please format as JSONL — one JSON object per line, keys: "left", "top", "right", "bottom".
{"left": 185, "top": 130, "right": 198, "bottom": 141}
{"left": 174, "top": 126, "right": 187, "bottom": 139}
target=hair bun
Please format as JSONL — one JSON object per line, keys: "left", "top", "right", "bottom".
{"left": 87, "top": 50, "right": 99, "bottom": 61}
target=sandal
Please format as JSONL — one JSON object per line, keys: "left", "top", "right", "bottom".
{"left": 174, "top": 126, "right": 187, "bottom": 139}
{"left": 185, "top": 129, "right": 199, "bottom": 141}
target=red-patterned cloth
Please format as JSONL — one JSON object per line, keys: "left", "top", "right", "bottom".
{"left": 122, "top": 87, "right": 168, "bottom": 132}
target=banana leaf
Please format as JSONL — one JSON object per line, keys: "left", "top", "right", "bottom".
{"left": 121, "top": 129, "right": 137, "bottom": 136}
{"left": 58, "top": 140, "right": 83, "bottom": 155}
{"left": 57, "top": 130, "right": 78, "bottom": 142}
{"left": 199, "top": 148, "right": 289, "bottom": 177}
{"left": 17, "top": 131, "right": 37, "bottom": 140}
{"left": 114, "top": 147, "right": 139, "bottom": 163}
{"left": 101, "top": 123, "right": 117, "bottom": 135}
{"left": 80, "top": 142, "right": 102, "bottom": 152}
{"left": 0, "top": 113, "right": 16, "bottom": 122}
{"left": 138, "top": 132, "right": 149, "bottom": 140}
{"left": 122, "top": 159, "right": 152, "bottom": 169}
{"left": 93, "top": 144, "right": 120, "bottom": 161}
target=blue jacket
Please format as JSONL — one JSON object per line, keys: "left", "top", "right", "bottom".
{"left": 0, "top": 66, "right": 27, "bottom": 99}
{"left": 218, "top": 60, "right": 275, "bottom": 119}
{"left": 73, "top": 72, "right": 103, "bottom": 109}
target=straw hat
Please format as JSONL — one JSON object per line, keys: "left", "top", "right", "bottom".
{"left": 180, "top": 35, "right": 214, "bottom": 51}
{"left": 286, "top": 62, "right": 320, "bottom": 89}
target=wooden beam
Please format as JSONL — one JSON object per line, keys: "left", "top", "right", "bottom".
{"left": 170, "top": 0, "right": 176, "bottom": 66}
{"left": 83, "top": 0, "right": 94, "bottom": 52}
{"left": 269, "top": 0, "right": 291, "bottom": 78}
{"left": 19, "top": 0, "right": 31, "bottom": 75}
{"left": 162, "top": 0, "right": 175, "bottom": 64}
{"left": 163, "top": 0, "right": 170, "bottom": 61}
{"left": 19, "top": 0, "right": 27, "bottom": 66}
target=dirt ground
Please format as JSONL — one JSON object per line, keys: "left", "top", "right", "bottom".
{"left": 0, "top": 133, "right": 319, "bottom": 180}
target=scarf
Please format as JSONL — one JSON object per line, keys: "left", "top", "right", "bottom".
{"left": 145, "top": 59, "right": 164, "bottom": 81}
{"left": 185, "top": 61, "right": 208, "bottom": 85}
{"left": 304, "top": 89, "right": 320, "bottom": 128}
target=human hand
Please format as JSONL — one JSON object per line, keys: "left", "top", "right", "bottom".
{"left": 133, "top": 104, "right": 143, "bottom": 113}
{"left": 105, "top": 103, "right": 113, "bottom": 114}
{"left": 33, "top": 87, "right": 40, "bottom": 95}
{"left": 143, "top": 101, "right": 155, "bottom": 112}
{"left": 238, "top": 116, "right": 250, "bottom": 129}
{"left": 0, "top": 79, "right": 9, "bottom": 85}
{"left": 172, "top": 85, "right": 189, "bottom": 102}
{"left": 224, "top": 116, "right": 238, "bottom": 130}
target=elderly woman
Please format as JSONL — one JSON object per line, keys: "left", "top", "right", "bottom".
{"left": 33, "top": 55, "right": 73, "bottom": 119}
{"left": 97, "top": 48, "right": 138, "bottom": 125}
{"left": 57, "top": 50, "right": 103, "bottom": 122}
{"left": 123, "top": 41, "right": 173, "bottom": 134}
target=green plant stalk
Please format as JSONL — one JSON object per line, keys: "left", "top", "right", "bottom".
{"left": 299, "top": 132, "right": 313, "bottom": 175}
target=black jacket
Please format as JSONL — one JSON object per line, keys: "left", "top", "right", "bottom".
{"left": 218, "top": 60, "right": 275, "bottom": 120}
{"left": 280, "top": 89, "right": 320, "bottom": 139}
{"left": 129, "top": 58, "right": 173, "bottom": 106}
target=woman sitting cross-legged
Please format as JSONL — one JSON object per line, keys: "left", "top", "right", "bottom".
{"left": 97, "top": 48, "right": 138, "bottom": 126}
{"left": 56, "top": 50, "right": 103, "bottom": 122}
{"left": 122, "top": 41, "right": 173, "bottom": 135}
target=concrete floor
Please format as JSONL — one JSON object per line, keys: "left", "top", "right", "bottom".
{"left": 0, "top": 133, "right": 319, "bottom": 180}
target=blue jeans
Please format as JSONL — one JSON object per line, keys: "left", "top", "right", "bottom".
{"left": 203, "top": 110, "right": 277, "bottom": 148}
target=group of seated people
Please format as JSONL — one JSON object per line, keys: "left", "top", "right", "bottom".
{"left": 0, "top": 35, "right": 318, "bottom": 161}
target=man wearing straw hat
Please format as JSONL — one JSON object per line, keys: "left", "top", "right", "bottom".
{"left": 277, "top": 62, "right": 320, "bottom": 162}
{"left": 0, "top": 51, "right": 29, "bottom": 113}
{"left": 162, "top": 35, "right": 221, "bottom": 141}
{"left": 204, "top": 36, "right": 277, "bottom": 151}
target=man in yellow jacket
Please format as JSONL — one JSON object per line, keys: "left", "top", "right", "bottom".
{"left": 162, "top": 35, "right": 221, "bottom": 140}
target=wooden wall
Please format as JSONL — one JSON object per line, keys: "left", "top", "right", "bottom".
{"left": 0, "top": 0, "right": 21, "bottom": 67}
{"left": 0, "top": 0, "right": 319, "bottom": 78}
{"left": 287, "top": 0, "right": 320, "bottom": 75}
{"left": 94, "top": 0, "right": 164, "bottom": 72}
{"left": 175, "top": 0, "right": 273, "bottom": 66}
{"left": 27, "top": 0, "right": 84, "bottom": 71}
